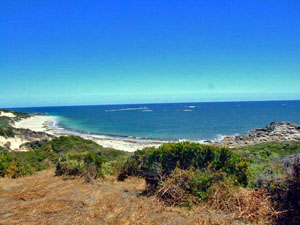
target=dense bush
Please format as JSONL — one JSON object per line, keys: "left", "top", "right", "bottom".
{"left": 263, "top": 153, "right": 300, "bottom": 225}
{"left": 55, "top": 152, "right": 103, "bottom": 180}
{"left": 234, "top": 141, "right": 300, "bottom": 188}
{"left": 156, "top": 168, "right": 228, "bottom": 205}
{"left": 118, "top": 142, "right": 249, "bottom": 198}
{"left": 36, "top": 136, "right": 102, "bottom": 155}
{"left": 234, "top": 141, "right": 300, "bottom": 224}
{"left": 0, "top": 136, "right": 128, "bottom": 178}
{"left": 0, "top": 147, "right": 32, "bottom": 178}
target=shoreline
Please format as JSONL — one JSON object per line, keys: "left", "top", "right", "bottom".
{"left": 13, "top": 115, "right": 166, "bottom": 152}
{"left": 11, "top": 115, "right": 300, "bottom": 152}
{"left": 12, "top": 115, "right": 232, "bottom": 152}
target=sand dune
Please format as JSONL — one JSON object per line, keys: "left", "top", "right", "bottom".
{"left": 0, "top": 111, "right": 16, "bottom": 118}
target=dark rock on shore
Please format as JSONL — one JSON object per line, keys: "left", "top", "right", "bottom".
{"left": 220, "top": 122, "right": 300, "bottom": 148}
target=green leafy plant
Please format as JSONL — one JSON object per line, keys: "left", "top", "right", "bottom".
{"left": 55, "top": 152, "right": 103, "bottom": 179}
{"left": 118, "top": 142, "right": 249, "bottom": 201}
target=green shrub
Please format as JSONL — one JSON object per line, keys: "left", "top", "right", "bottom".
{"left": 0, "top": 148, "right": 32, "bottom": 178}
{"left": 37, "top": 135, "right": 129, "bottom": 161}
{"left": 234, "top": 141, "right": 300, "bottom": 187}
{"left": 55, "top": 152, "right": 103, "bottom": 179}
{"left": 118, "top": 142, "right": 249, "bottom": 199}
{"left": 0, "top": 136, "right": 128, "bottom": 179}
{"left": 102, "top": 157, "right": 129, "bottom": 176}
{"left": 38, "top": 136, "right": 102, "bottom": 155}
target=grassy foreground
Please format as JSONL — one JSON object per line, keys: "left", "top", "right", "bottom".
{"left": 1, "top": 137, "right": 300, "bottom": 224}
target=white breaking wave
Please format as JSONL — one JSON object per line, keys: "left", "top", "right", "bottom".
{"left": 185, "top": 105, "right": 196, "bottom": 108}
{"left": 142, "top": 110, "right": 153, "bottom": 112}
{"left": 184, "top": 110, "right": 192, "bottom": 112}
{"left": 48, "top": 116, "right": 66, "bottom": 132}
{"left": 213, "top": 134, "right": 227, "bottom": 142}
{"left": 213, "top": 133, "right": 239, "bottom": 143}
{"left": 106, "top": 107, "right": 149, "bottom": 112}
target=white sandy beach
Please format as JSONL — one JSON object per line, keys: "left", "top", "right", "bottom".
{"left": 88, "top": 137, "right": 162, "bottom": 152}
{"left": 13, "top": 115, "right": 163, "bottom": 152}
{"left": 14, "top": 115, "right": 56, "bottom": 135}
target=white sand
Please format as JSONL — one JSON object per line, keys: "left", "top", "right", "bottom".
{"left": 0, "top": 136, "right": 28, "bottom": 151}
{"left": 88, "top": 138, "right": 163, "bottom": 152}
{"left": 0, "top": 115, "right": 56, "bottom": 151}
{"left": 14, "top": 115, "right": 55, "bottom": 135}
{"left": 12, "top": 115, "right": 164, "bottom": 152}
{"left": 0, "top": 112, "right": 16, "bottom": 118}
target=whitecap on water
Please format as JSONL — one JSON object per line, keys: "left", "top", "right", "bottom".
{"left": 105, "top": 107, "right": 149, "bottom": 112}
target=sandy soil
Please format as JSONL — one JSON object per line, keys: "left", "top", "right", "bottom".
{"left": 0, "top": 136, "right": 28, "bottom": 151}
{"left": 0, "top": 112, "right": 16, "bottom": 118}
{"left": 0, "top": 116, "right": 55, "bottom": 151}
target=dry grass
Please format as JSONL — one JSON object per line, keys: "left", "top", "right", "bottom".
{"left": 208, "top": 182, "right": 276, "bottom": 224}
{"left": 0, "top": 170, "right": 264, "bottom": 225}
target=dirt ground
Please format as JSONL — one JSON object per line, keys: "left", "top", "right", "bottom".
{"left": 0, "top": 170, "right": 245, "bottom": 225}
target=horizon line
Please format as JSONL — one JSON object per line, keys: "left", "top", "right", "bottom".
{"left": 3, "top": 99, "right": 300, "bottom": 109}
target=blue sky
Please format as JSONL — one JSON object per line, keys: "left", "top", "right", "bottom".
{"left": 1, "top": 0, "right": 300, "bottom": 107}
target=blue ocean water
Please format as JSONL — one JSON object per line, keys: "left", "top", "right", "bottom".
{"left": 10, "top": 101, "right": 300, "bottom": 141}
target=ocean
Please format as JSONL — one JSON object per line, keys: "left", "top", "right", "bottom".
{"left": 10, "top": 100, "right": 300, "bottom": 142}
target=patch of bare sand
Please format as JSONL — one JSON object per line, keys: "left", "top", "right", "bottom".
{"left": 0, "top": 170, "right": 242, "bottom": 225}
{"left": 0, "top": 136, "right": 28, "bottom": 151}
{"left": 13, "top": 115, "right": 55, "bottom": 135}
{"left": 0, "top": 112, "right": 16, "bottom": 118}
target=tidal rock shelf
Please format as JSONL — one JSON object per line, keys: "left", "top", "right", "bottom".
{"left": 220, "top": 122, "right": 300, "bottom": 148}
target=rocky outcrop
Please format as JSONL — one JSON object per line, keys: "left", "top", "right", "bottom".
{"left": 220, "top": 122, "right": 300, "bottom": 148}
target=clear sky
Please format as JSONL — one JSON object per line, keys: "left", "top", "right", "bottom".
{"left": 1, "top": 1, "right": 300, "bottom": 107}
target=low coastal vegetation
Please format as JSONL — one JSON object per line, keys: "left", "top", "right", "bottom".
{"left": 118, "top": 141, "right": 300, "bottom": 224}
{"left": 4, "top": 138, "right": 300, "bottom": 223}
{"left": 118, "top": 143, "right": 249, "bottom": 197}
{"left": 0, "top": 135, "right": 130, "bottom": 179}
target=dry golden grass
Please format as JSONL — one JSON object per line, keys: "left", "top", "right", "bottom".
{"left": 208, "top": 182, "right": 275, "bottom": 224}
{"left": 0, "top": 170, "right": 265, "bottom": 225}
